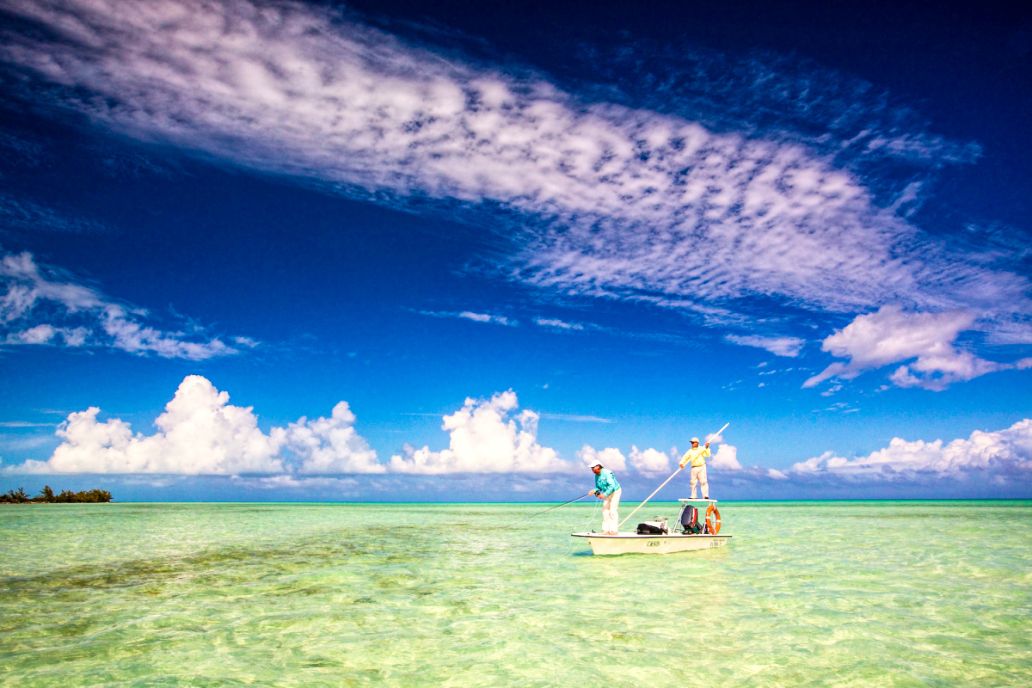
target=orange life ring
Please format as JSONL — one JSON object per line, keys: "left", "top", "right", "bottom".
{"left": 705, "top": 504, "right": 721, "bottom": 535}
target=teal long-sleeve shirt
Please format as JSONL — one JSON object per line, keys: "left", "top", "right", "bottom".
{"left": 594, "top": 468, "right": 621, "bottom": 496}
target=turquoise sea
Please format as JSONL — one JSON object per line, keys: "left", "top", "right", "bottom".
{"left": 2, "top": 501, "right": 1030, "bottom": 687}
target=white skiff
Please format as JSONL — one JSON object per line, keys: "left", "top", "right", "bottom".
{"left": 572, "top": 499, "right": 731, "bottom": 555}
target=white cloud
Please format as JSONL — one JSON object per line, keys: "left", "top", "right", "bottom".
{"left": 3, "top": 0, "right": 1026, "bottom": 335}
{"left": 1, "top": 251, "right": 243, "bottom": 360}
{"left": 8, "top": 375, "right": 386, "bottom": 475}
{"left": 535, "top": 318, "right": 585, "bottom": 331}
{"left": 710, "top": 444, "right": 742, "bottom": 471}
{"left": 5, "top": 380, "right": 637, "bottom": 478}
{"left": 791, "top": 419, "right": 1032, "bottom": 479}
{"left": 4, "top": 323, "right": 88, "bottom": 346}
{"left": 418, "top": 310, "right": 515, "bottom": 327}
{"left": 726, "top": 334, "right": 805, "bottom": 357}
{"left": 15, "top": 376, "right": 286, "bottom": 474}
{"left": 705, "top": 428, "right": 729, "bottom": 444}
{"left": 629, "top": 446, "right": 670, "bottom": 475}
{"left": 389, "top": 391, "right": 567, "bottom": 474}
{"left": 285, "top": 402, "right": 383, "bottom": 474}
{"left": 577, "top": 445, "right": 626, "bottom": 471}
{"left": 457, "top": 311, "right": 514, "bottom": 326}
{"left": 804, "top": 305, "right": 1018, "bottom": 391}
{"left": 539, "top": 413, "right": 612, "bottom": 424}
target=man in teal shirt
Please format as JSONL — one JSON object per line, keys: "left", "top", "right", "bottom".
{"left": 588, "top": 460, "right": 622, "bottom": 535}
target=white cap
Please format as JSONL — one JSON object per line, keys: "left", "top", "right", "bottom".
{"left": 588, "top": 460, "right": 602, "bottom": 468}
{"left": 690, "top": 437, "right": 700, "bottom": 443}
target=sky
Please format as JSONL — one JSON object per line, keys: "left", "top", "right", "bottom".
{"left": 0, "top": 0, "right": 1030, "bottom": 501}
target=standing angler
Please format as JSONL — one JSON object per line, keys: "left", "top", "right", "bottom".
{"left": 587, "top": 460, "right": 622, "bottom": 535}
{"left": 678, "top": 437, "right": 712, "bottom": 499}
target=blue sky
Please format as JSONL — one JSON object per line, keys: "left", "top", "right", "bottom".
{"left": 1, "top": 0, "right": 1030, "bottom": 501}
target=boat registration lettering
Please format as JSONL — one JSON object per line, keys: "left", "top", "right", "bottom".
{"left": 647, "top": 540, "right": 661, "bottom": 547}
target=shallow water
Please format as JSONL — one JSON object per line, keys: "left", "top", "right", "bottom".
{"left": 2, "top": 501, "right": 1030, "bottom": 687}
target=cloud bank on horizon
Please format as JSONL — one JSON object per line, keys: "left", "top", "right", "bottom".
{"left": 1, "top": 0, "right": 1029, "bottom": 391}
{"left": 4, "top": 376, "right": 1030, "bottom": 493}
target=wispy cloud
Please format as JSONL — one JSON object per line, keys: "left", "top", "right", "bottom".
{"left": 0, "top": 194, "right": 106, "bottom": 235}
{"left": 457, "top": 311, "right": 514, "bottom": 326}
{"left": 1, "top": 251, "right": 244, "bottom": 360}
{"left": 0, "top": 433, "right": 56, "bottom": 452}
{"left": 726, "top": 333, "right": 804, "bottom": 357}
{"left": 534, "top": 318, "right": 585, "bottom": 331}
{"left": 539, "top": 413, "right": 612, "bottom": 424}
{"left": 418, "top": 309, "right": 515, "bottom": 327}
{"left": 2, "top": 0, "right": 1026, "bottom": 347}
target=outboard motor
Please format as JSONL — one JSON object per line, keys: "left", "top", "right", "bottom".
{"left": 678, "top": 504, "right": 702, "bottom": 534}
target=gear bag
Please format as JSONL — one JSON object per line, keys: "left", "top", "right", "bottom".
{"left": 636, "top": 520, "right": 667, "bottom": 535}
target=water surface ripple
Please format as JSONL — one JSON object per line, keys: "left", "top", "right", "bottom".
{"left": 2, "top": 501, "right": 1030, "bottom": 686}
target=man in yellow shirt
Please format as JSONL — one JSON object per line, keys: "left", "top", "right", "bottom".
{"left": 678, "top": 437, "right": 711, "bottom": 499}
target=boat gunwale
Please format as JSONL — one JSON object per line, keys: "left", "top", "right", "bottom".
{"left": 570, "top": 532, "right": 732, "bottom": 539}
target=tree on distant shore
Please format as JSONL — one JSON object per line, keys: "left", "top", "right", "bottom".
{"left": 0, "top": 486, "right": 112, "bottom": 503}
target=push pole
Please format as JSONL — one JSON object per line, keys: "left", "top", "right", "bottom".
{"left": 618, "top": 422, "right": 730, "bottom": 529}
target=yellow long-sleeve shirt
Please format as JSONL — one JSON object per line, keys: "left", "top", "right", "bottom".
{"left": 679, "top": 445, "right": 710, "bottom": 469}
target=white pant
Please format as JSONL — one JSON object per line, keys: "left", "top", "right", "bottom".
{"left": 602, "top": 488, "right": 622, "bottom": 534}
{"left": 690, "top": 465, "right": 709, "bottom": 499}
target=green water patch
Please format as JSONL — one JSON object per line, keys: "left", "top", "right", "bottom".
{"left": 2, "top": 502, "right": 1030, "bottom": 686}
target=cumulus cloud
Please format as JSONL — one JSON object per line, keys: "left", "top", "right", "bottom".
{"left": 726, "top": 334, "right": 804, "bottom": 358}
{"left": 15, "top": 376, "right": 286, "bottom": 474}
{"left": 710, "top": 444, "right": 742, "bottom": 471}
{"left": 8, "top": 379, "right": 634, "bottom": 477}
{"left": 389, "top": 391, "right": 567, "bottom": 474}
{"left": 285, "top": 402, "right": 383, "bottom": 474}
{"left": 577, "top": 445, "right": 626, "bottom": 471}
{"left": 9, "top": 375, "right": 383, "bottom": 475}
{"left": 804, "top": 305, "right": 1019, "bottom": 390}
{"left": 791, "top": 419, "right": 1032, "bottom": 479}
{"left": 629, "top": 446, "right": 670, "bottom": 475}
{"left": 2, "top": 0, "right": 1027, "bottom": 339}
{"left": 0, "top": 251, "right": 243, "bottom": 360}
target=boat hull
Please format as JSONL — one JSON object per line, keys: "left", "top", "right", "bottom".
{"left": 571, "top": 532, "right": 731, "bottom": 555}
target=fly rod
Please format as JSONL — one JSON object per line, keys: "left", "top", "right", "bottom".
{"left": 528, "top": 493, "right": 589, "bottom": 517}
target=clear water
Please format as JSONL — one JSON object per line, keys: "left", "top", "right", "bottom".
{"left": 2, "top": 501, "right": 1030, "bottom": 687}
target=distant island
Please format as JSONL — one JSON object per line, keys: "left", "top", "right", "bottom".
{"left": 1, "top": 485, "right": 112, "bottom": 504}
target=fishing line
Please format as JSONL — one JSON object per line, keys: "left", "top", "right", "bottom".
{"left": 585, "top": 495, "right": 601, "bottom": 532}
